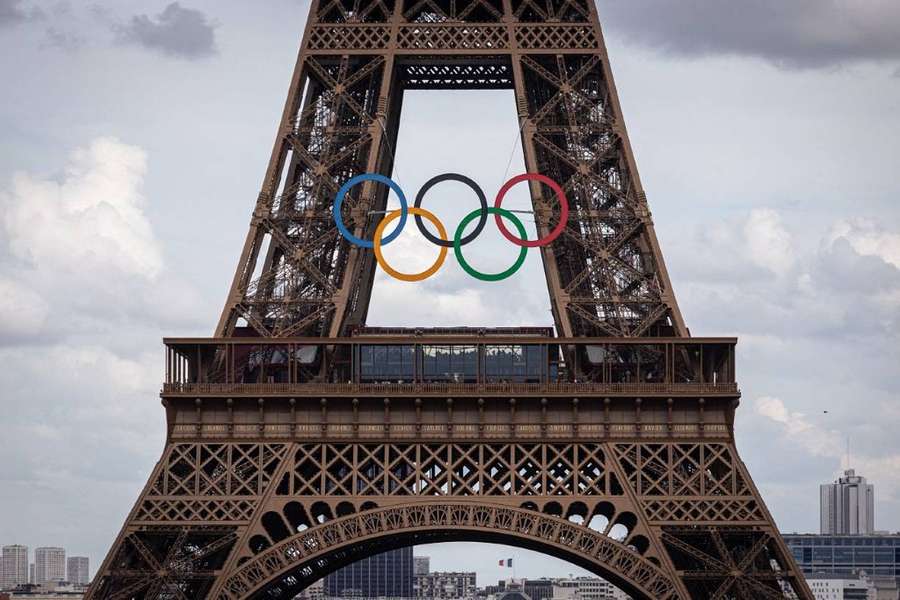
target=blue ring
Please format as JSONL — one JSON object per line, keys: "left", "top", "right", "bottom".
{"left": 334, "top": 173, "right": 407, "bottom": 249}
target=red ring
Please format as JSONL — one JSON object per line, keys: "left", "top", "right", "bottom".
{"left": 493, "top": 173, "right": 569, "bottom": 248}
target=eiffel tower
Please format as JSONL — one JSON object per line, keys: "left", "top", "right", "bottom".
{"left": 86, "top": 1, "right": 814, "bottom": 599}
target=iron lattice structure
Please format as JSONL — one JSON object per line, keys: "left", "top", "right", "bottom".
{"left": 87, "top": 1, "right": 814, "bottom": 599}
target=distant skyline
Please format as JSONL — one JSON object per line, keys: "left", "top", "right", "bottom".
{"left": 1, "top": 0, "right": 899, "bottom": 583}
{"left": 0, "top": 544, "right": 89, "bottom": 588}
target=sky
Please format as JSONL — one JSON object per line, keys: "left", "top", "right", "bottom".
{"left": 1, "top": 0, "right": 899, "bottom": 586}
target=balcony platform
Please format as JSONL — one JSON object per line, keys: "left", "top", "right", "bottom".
{"left": 162, "top": 335, "right": 738, "bottom": 398}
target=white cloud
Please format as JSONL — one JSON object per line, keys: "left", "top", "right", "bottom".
{"left": 2, "top": 137, "right": 163, "bottom": 280}
{"left": 755, "top": 396, "right": 842, "bottom": 457}
{"left": 0, "top": 276, "right": 48, "bottom": 338}
{"left": 855, "top": 455, "right": 900, "bottom": 501}
{"left": 828, "top": 218, "right": 900, "bottom": 269}
{"left": 744, "top": 208, "right": 795, "bottom": 276}
{"left": 754, "top": 395, "right": 900, "bottom": 501}
{"left": 0, "top": 137, "right": 209, "bottom": 344}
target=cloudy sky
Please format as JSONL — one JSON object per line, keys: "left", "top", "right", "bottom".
{"left": 1, "top": 0, "right": 899, "bottom": 585}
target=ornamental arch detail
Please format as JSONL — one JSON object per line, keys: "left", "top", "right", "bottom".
{"left": 219, "top": 502, "right": 678, "bottom": 600}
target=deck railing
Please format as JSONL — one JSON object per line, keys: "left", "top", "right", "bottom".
{"left": 162, "top": 380, "right": 738, "bottom": 396}
{"left": 163, "top": 335, "right": 738, "bottom": 391}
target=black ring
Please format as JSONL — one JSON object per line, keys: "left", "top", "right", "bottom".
{"left": 414, "top": 173, "right": 488, "bottom": 248}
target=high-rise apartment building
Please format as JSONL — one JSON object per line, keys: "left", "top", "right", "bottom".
{"left": 1, "top": 545, "right": 29, "bottom": 590}
{"left": 413, "top": 556, "right": 430, "bottom": 576}
{"left": 34, "top": 547, "right": 66, "bottom": 585}
{"left": 67, "top": 556, "right": 90, "bottom": 586}
{"left": 820, "top": 469, "right": 875, "bottom": 534}
{"left": 324, "top": 547, "right": 414, "bottom": 598}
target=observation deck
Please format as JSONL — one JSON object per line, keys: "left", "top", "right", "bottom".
{"left": 160, "top": 328, "right": 739, "bottom": 442}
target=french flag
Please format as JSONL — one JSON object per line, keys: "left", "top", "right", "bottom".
{"left": 498, "top": 558, "right": 513, "bottom": 567}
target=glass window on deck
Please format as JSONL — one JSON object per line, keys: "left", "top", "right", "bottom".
{"left": 422, "top": 345, "right": 477, "bottom": 383}
{"left": 359, "top": 345, "right": 415, "bottom": 382}
{"left": 484, "top": 345, "right": 544, "bottom": 383}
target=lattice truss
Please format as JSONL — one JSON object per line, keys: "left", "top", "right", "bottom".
{"left": 397, "top": 24, "right": 508, "bottom": 49}
{"left": 317, "top": 0, "right": 396, "bottom": 23}
{"left": 135, "top": 444, "right": 287, "bottom": 524}
{"left": 400, "top": 61, "right": 513, "bottom": 89}
{"left": 403, "top": 0, "right": 503, "bottom": 22}
{"left": 613, "top": 443, "right": 767, "bottom": 524}
{"left": 276, "top": 442, "right": 621, "bottom": 496}
{"left": 91, "top": 437, "right": 811, "bottom": 600}
{"left": 225, "top": 55, "right": 387, "bottom": 338}
{"left": 520, "top": 54, "right": 676, "bottom": 337}
{"left": 662, "top": 527, "right": 807, "bottom": 600}
{"left": 126, "top": 442, "right": 776, "bottom": 532}
{"left": 511, "top": 0, "right": 589, "bottom": 22}
{"left": 89, "top": 528, "right": 237, "bottom": 600}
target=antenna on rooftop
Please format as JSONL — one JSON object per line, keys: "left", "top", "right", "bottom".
{"left": 846, "top": 435, "right": 851, "bottom": 471}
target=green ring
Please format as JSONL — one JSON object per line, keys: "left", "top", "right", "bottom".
{"left": 454, "top": 207, "right": 528, "bottom": 282}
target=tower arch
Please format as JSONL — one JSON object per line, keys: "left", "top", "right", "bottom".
{"left": 216, "top": 502, "right": 678, "bottom": 600}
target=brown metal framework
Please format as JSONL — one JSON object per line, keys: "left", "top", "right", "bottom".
{"left": 212, "top": 0, "right": 686, "bottom": 342}
{"left": 86, "top": 1, "right": 813, "bottom": 599}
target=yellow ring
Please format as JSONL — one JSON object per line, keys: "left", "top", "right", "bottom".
{"left": 374, "top": 207, "right": 449, "bottom": 282}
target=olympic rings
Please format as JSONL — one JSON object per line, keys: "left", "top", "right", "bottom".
{"left": 455, "top": 207, "right": 528, "bottom": 282}
{"left": 333, "top": 172, "right": 566, "bottom": 281}
{"left": 414, "top": 173, "right": 487, "bottom": 248}
{"left": 334, "top": 173, "right": 407, "bottom": 249}
{"left": 374, "top": 207, "right": 449, "bottom": 282}
{"left": 494, "top": 173, "right": 569, "bottom": 248}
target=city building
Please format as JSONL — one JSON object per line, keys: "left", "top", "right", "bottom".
{"left": 0, "top": 583, "right": 85, "bottom": 598}
{"left": 294, "top": 578, "right": 324, "bottom": 600}
{"left": 784, "top": 534, "right": 900, "bottom": 580}
{"left": 415, "top": 572, "right": 475, "bottom": 600}
{"left": 494, "top": 581, "right": 530, "bottom": 600}
{"left": 1, "top": 546, "right": 29, "bottom": 590}
{"left": 33, "top": 550, "right": 65, "bottom": 586}
{"left": 414, "top": 557, "right": 430, "bottom": 577}
{"left": 324, "top": 547, "right": 413, "bottom": 598}
{"left": 479, "top": 580, "right": 507, "bottom": 599}
{"left": 821, "top": 469, "right": 875, "bottom": 535}
{"left": 495, "top": 590, "right": 530, "bottom": 600}
{"left": 523, "top": 579, "right": 553, "bottom": 600}
{"left": 785, "top": 572, "right": 899, "bottom": 600}
{"left": 65, "top": 558, "right": 89, "bottom": 587}
{"left": 28, "top": 566, "right": 33, "bottom": 587}
{"left": 550, "top": 577, "right": 628, "bottom": 600}
{"left": 480, "top": 579, "right": 628, "bottom": 600}
{"left": 802, "top": 574, "right": 870, "bottom": 600}
{"left": 869, "top": 577, "right": 900, "bottom": 600}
